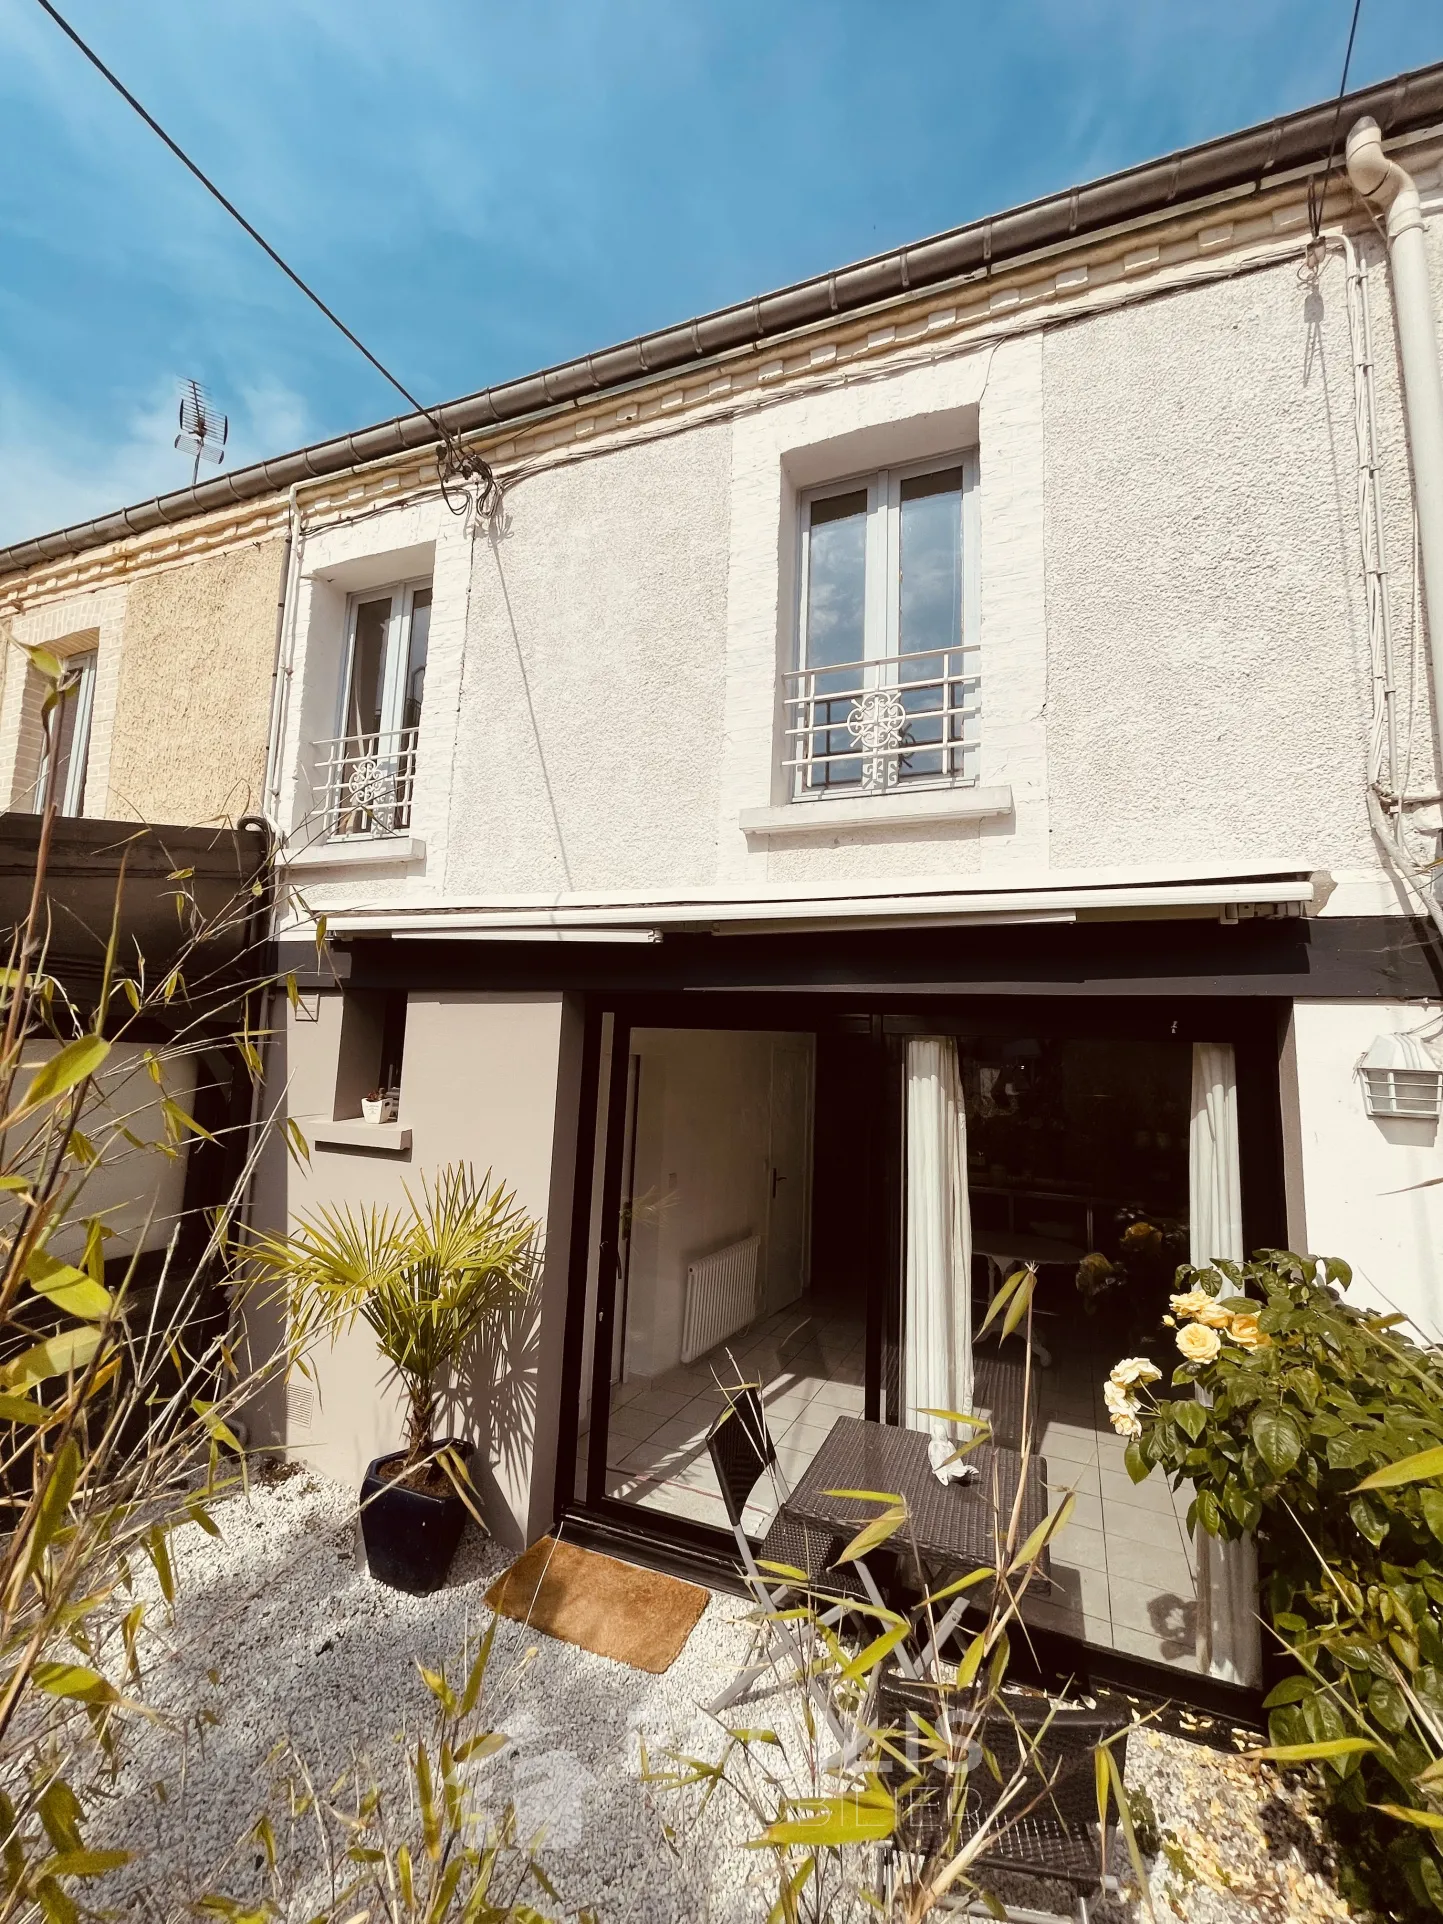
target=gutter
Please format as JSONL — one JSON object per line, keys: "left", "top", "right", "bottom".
{"left": 3, "top": 63, "right": 1443, "bottom": 581}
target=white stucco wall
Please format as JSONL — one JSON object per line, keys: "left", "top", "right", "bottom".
{"left": 445, "top": 426, "right": 732, "bottom": 896}
{"left": 1043, "top": 242, "right": 1430, "bottom": 907}
{"left": 1290, "top": 999, "right": 1443, "bottom": 1342}
{"left": 282, "top": 214, "right": 1443, "bottom": 923}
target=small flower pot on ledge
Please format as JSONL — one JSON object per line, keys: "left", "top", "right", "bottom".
{"left": 360, "top": 1440, "right": 476, "bottom": 1593}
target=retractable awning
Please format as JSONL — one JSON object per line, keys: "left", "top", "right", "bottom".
{"left": 308, "top": 859, "right": 1325, "bottom": 943}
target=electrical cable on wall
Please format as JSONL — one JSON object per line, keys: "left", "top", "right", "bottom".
{"left": 31, "top": 0, "right": 498, "bottom": 520}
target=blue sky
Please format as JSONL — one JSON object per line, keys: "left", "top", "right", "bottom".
{"left": 1, "top": 0, "right": 1439, "bottom": 547}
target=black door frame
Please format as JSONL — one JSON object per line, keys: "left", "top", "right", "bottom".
{"left": 552, "top": 986, "right": 1288, "bottom": 1706}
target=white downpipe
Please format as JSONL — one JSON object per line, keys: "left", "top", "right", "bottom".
{"left": 1346, "top": 120, "right": 1443, "bottom": 759}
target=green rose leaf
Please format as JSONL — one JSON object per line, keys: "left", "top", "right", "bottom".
{"left": 1349, "top": 1495, "right": 1389, "bottom": 1549}
{"left": 1251, "top": 1405, "right": 1304, "bottom": 1478}
{"left": 1420, "top": 1489, "right": 1443, "bottom": 1545}
{"left": 1174, "top": 1399, "right": 1207, "bottom": 1443}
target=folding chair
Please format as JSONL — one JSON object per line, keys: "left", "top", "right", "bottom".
{"left": 704, "top": 1386, "right": 872, "bottom": 1726}
{"left": 876, "top": 1672, "right": 1132, "bottom": 1922}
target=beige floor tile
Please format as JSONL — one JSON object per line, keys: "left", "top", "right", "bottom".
{"left": 1050, "top": 1520, "right": 1108, "bottom": 1575}
{"left": 1108, "top": 1571, "right": 1197, "bottom": 1642}
{"left": 1110, "top": 1622, "right": 1198, "bottom": 1670}
{"left": 1099, "top": 1467, "right": 1184, "bottom": 1514}
{"left": 1104, "top": 1538, "right": 1195, "bottom": 1599}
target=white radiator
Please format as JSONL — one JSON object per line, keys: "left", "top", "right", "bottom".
{"left": 680, "top": 1235, "right": 761, "bottom": 1364}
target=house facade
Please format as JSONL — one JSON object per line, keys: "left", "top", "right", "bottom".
{"left": 5, "top": 63, "right": 1443, "bottom": 1711}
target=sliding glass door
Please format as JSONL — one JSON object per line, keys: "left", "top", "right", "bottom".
{"left": 560, "top": 993, "right": 1285, "bottom": 1683}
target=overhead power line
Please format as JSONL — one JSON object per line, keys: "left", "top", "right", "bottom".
{"left": 32, "top": 0, "right": 496, "bottom": 510}
{"left": 1309, "top": 0, "right": 1366, "bottom": 241}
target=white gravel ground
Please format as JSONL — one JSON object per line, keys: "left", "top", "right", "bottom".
{"left": 82, "top": 1468, "right": 1362, "bottom": 1923}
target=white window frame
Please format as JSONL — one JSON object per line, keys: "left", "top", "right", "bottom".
{"left": 792, "top": 450, "right": 980, "bottom": 801}
{"left": 36, "top": 651, "right": 97, "bottom": 818}
{"left": 336, "top": 579, "right": 431, "bottom": 744}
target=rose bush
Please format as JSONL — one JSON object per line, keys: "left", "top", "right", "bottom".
{"left": 1110, "top": 1250, "right": 1443, "bottom": 1919}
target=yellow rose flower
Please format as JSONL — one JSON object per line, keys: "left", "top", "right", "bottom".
{"left": 1169, "top": 1289, "right": 1214, "bottom": 1321}
{"left": 1176, "top": 1322, "right": 1222, "bottom": 1364}
{"left": 1228, "top": 1311, "right": 1270, "bottom": 1351}
{"left": 1195, "top": 1298, "right": 1233, "bottom": 1328}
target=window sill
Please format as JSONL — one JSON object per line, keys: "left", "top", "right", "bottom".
{"left": 738, "top": 785, "right": 1012, "bottom": 840}
{"left": 285, "top": 835, "right": 426, "bottom": 872}
{"left": 306, "top": 1117, "right": 412, "bottom": 1155}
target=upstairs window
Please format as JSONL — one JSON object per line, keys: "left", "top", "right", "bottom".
{"left": 323, "top": 581, "right": 431, "bottom": 838}
{"left": 788, "top": 456, "right": 979, "bottom": 798}
{"left": 34, "top": 651, "right": 97, "bottom": 817}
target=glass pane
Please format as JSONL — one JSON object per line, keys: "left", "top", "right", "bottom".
{"left": 897, "top": 467, "right": 964, "bottom": 780}
{"left": 582, "top": 1027, "right": 866, "bottom": 1535}
{"left": 47, "top": 654, "right": 94, "bottom": 817}
{"left": 344, "top": 598, "right": 391, "bottom": 740}
{"left": 802, "top": 489, "right": 868, "bottom": 788}
{"left": 402, "top": 588, "right": 431, "bottom": 732}
{"left": 959, "top": 1035, "right": 1199, "bottom": 1671}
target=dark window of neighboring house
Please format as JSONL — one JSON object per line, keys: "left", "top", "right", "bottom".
{"left": 35, "top": 651, "right": 97, "bottom": 817}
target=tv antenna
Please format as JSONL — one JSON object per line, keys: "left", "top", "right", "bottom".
{"left": 175, "top": 378, "right": 228, "bottom": 485}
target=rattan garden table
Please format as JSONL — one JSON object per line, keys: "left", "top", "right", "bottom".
{"left": 781, "top": 1415, "right": 1052, "bottom": 1667}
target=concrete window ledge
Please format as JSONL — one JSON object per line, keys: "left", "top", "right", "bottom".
{"left": 284, "top": 836, "right": 426, "bottom": 872}
{"left": 739, "top": 785, "right": 1013, "bottom": 840}
{"left": 307, "top": 1117, "right": 412, "bottom": 1155}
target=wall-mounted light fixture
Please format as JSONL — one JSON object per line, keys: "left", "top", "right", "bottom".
{"left": 1359, "top": 1032, "right": 1443, "bottom": 1121}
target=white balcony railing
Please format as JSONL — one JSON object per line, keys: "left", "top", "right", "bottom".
{"left": 312, "top": 727, "right": 418, "bottom": 839}
{"left": 782, "top": 646, "right": 979, "bottom": 796}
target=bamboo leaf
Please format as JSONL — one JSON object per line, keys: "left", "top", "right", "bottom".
{"left": 17, "top": 1035, "right": 110, "bottom": 1115}
{"left": 833, "top": 1504, "right": 907, "bottom": 1567}
{"left": 0, "top": 1392, "right": 51, "bottom": 1423}
{"left": 841, "top": 1621, "right": 912, "bottom": 1682}
{"left": 1009, "top": 1492, "right": 1075, "bottom": 1574}
{"left": 38, "top": 1848, "right": 132, "bottom": 1878}
{"left": 28, "top": 1436, "right": 81, "bottom": 1574}
{"left": 978, "top": 1266, "right": 1027, "bottom": 1337}
{"left": 919, "top": 1565, "right": 995, "bottom": 1608}
{"left": 754, "top": 1793, "right": 895, "bottom": 1848}
{"left": 1248, "top": 1737, "right": 1377, "bottom": 1762}
{"left": 26, "top": 1250, "right": 112, "bottom": 1321}
{"left": 1354, "top": 1445, "right": 1443, "bottom": 1492}
{"left": 955, "top": 1632, "right": 986, "bottom": 1688}
{"left": 1372, "top": 1802, "right": 1443, "bottom": 1831}
{"left": 31, "top": 1662, "right": 120, "bottom": 1705}
{"left": 1000, "top": 1268, "right": 1037, "bottom": 1340}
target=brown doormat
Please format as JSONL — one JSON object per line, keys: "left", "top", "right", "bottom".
{"left": 485, "top": 1536, "right": 709, "bottom": 1674}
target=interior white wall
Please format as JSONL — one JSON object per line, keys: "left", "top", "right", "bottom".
{"left": 622, "top": 1027, "right": 812, "bottom": 1378}
{"left": 1290, "top": 999, "right": 1443, "bottom": 1341}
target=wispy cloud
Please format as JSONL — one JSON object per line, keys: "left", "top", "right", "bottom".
{"left": 0, "top": 0, "right": 1438, "bottom": 547}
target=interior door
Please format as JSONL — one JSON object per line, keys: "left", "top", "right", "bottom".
{"left": 765, "top": 1036, "right": 814, "bottom": 1310}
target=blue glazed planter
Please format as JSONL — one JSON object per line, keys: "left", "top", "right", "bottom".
{"left": 359, "top": 1439, "right": 473, "bottom": 1593}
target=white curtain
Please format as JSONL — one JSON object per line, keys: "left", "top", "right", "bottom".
{"left": 904, "top": 1037, "right": 973, "bottom": 1439}
{"left": 1189, "top": 1041, "right": 1262, "bottom": 1688}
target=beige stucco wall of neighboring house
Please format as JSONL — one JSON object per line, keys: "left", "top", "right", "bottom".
{"left": 103, "top": 538, "right": 283, "bottom": 825}
{"left": 248, "top": 988, "right": 585, "bottom": 1549}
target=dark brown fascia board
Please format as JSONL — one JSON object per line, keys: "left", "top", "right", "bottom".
{"left": 4, "top": 59, "right": 1443, "bottom": 583}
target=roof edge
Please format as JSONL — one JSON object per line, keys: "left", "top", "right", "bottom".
{"left": 4, "top": 60, "right": 1443, "bottom": 582}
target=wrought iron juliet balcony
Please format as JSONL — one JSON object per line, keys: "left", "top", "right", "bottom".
{"left": 312, "top": 727, "right": 418, "bottom": 839}
{"left": 782, "top": 645, "right": 979, "bottom": 797}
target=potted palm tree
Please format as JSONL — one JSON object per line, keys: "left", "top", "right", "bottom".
{"left": 263, "top": 1163, "right": 539, "bottom": 1593}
